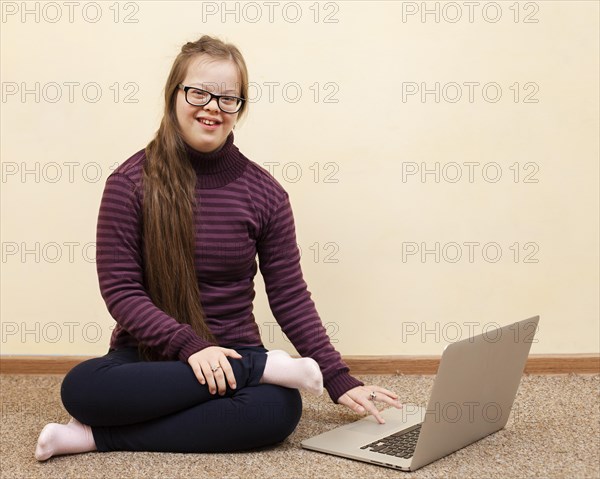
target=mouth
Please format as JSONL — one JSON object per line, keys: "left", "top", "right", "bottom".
{"left": 197, "top": 117, "right": 222, "bottom": 127}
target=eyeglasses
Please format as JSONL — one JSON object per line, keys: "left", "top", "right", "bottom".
{"left": 178, "top": 84, "right": 245, "bottom": 114}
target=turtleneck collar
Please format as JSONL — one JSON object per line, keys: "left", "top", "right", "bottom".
{"left": 183, "top": 132, "right": 248, "bottom": 189}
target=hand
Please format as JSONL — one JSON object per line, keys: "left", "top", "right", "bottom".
{"left": 187, "top": 346, "right": 243, "bottom": 395}
{"left": 337, "top": 385, "right": 402, "bottom": 424}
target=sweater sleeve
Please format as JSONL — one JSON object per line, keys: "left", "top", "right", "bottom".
{"left": 256, "top": 193, "right": 364, "bottom": 403}
{"left": 96, "top": 172, "right": 216, "bottom": 362}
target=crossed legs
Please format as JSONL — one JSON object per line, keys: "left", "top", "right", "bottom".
{"left": 35, "top": 347, "right": 320, "bottom": 461}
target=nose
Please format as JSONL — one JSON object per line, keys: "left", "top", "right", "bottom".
{"left": 204, "top": 97, "right": 219, "bottom": 112}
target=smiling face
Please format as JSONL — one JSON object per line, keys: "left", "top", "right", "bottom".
{"left": 176, "top": 55, "right": 241, "bottom": 153}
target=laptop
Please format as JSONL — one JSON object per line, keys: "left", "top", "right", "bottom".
{"left": 301, "top": 315, "right": 539, "bottom": 471}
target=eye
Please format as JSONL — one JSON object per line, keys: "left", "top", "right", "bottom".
{"left": 220, "top": 96, "right": 238, "bottom": 105}
{"left": 189, "top": 89, "right": 210, "bottom": 101}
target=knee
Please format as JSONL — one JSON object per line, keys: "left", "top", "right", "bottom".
{"left": 60, "top": 358, "right": 103, "bottom": 423}
{"left": 260, "top": 386, "right": 303, "bottom": 444}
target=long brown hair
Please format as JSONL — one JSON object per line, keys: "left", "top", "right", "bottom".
{"left": 140, "top": 35, "right": 249, "bottom": 360}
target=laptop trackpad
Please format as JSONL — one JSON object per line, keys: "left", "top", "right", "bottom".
{"left": 347, "top": 418, "right": 407, "bottom": 437}
{"left": 346, "top": 407, "right": 423, "bottom": 437}
{"left": 349, "top": 421, "right": 398, "bottom": 437}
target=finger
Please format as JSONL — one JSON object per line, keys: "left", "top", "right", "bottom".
{"left": 338, "top": 395, "right": 367, "bottom": 415}
{"left": 212, "top": 361, "right": 227, "bottom": 396}
{"left": 201, "top": 361, "right": 218, "bottom": 395}
{"left": 220, "top": 357, "right": 237, "bottom": 390}
{"left": 370, "top": 386, "right": 403, "bottom": 408}
{"left": 372, "top": 385, "right": 401, "bottom": 401}
{"left": 351, "top": 392, "right": 385, "bottom": 424}
{"left": 361, "top": 399, "right": 385, "bottom": 424}
{"left": 222, "top": 348, "right": 243, "bottom": 359}
{"left": 189, "top": 359, "right": 205, "bottom": 385}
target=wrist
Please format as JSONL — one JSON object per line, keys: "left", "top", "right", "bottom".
{"left": 325, "top": 371, "right": 364, "bottom": 404}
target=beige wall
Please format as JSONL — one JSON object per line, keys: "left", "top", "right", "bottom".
{"left": 1, "top": 1, "right": 598, "bottom": 357}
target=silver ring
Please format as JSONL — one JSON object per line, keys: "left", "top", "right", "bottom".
{"left": 369, "top": 391, "right": 377, "bottom": 401}
{"left": 211, "top": 365, "right": 221, "bottom": 372}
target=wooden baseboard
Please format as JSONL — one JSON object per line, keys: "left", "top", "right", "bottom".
{"left": 343, "top": 354, "right": 600, "bottom": 375}
{"left": 1, "top": 354, "right": 598, "bottom": 375}
{"left": 0, "top": 356, "right": 92, "bottom": 375}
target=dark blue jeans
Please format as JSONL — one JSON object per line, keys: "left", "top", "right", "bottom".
{"left": 60, "top": 346, "right": 302, "bottom": 453}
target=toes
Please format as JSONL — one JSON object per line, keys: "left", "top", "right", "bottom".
{"left": 35, "top": 425, "right": 54, "bottom": 461}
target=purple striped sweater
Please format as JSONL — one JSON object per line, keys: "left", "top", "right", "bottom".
{"left": 96, "top": 132, "right": 363, "bottom": 402}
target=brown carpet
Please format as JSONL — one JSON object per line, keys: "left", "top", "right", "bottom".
{"left": 1, "top": 373, "right": 598, "bottom": 478}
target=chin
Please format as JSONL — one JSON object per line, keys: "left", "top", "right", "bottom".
{"left": 188, "top": 137, "right": 222, "bottom": 153}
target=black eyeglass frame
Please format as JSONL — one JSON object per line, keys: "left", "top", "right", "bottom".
{"left": 178, "top": 84, "right": 245, "bottom": 114}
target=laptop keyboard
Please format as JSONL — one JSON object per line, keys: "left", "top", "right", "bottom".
{"left": 360, "top": 424, "right": 422, "bottom": 459}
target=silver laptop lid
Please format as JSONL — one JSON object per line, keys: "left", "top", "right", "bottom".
{"left": 410, "top": 315, "right": 539, "bottom": 470}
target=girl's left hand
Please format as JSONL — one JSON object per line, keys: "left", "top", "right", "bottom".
{"left": 337, "top": 385, "right": 402, "bottom": 424}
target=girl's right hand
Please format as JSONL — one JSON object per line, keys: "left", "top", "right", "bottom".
{"left": 187, "top": 346, "right": 243, "bottom": 395}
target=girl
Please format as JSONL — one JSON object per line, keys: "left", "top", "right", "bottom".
{"left": 35, "top": 35, "right": 401, "bottom": 461}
